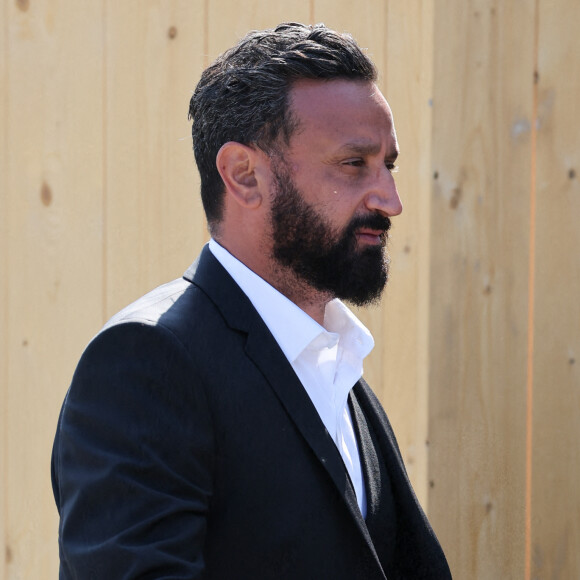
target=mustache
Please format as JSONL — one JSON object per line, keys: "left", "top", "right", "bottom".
{"left": 347, "top": 214, "right": 392, "bottom": 235}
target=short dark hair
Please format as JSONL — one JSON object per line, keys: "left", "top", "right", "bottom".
{"left": 188, "top": 22, "right": 377, "bottom": 228}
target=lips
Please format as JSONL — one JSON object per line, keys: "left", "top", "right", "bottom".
{"left": 348, "top": 215, "right": 390, "bottom": 247}
{"left": 356, "top": 228, "right": 385, "bottom": 244}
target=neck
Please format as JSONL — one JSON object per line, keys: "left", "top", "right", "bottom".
{"left": 214, "top": 238, "right": 331, "bottom": 326}
{"left": 264, "top": 262, "right": 333, "bottom": 326}
{"left": 214, "top": 233, "right": 333, "bottom": 326}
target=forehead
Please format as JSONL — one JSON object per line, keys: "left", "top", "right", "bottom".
{"left": 287, "top": 79, "right": 397, "bottom": 152}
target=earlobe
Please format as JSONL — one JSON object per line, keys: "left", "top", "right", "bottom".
{"left": 216, "top": 142, "right": 263, "bottom": 209}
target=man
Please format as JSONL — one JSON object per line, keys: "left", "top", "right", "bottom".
{"left": 52, "top": 22, "right": 451, "bottom": 579}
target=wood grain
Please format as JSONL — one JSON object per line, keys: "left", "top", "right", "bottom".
{"left": 1, "top": 0, "right": 7, "bottom": 576}
{"left": 428, "top": 1, "right": 535, "bottom": 577}
{"left": 531, "top": 0, "right": 580, "bottom": 576}
{"left": 377, "top": 0, "right": 434, "bottom": 508}
{"left": 3, "top": 1, "right": 104, "bottom": 577}
{"left": 105, "top": 0, "right": 206, "bottom": 318}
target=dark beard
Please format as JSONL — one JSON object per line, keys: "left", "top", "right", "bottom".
{"left": 270, "top": 166, "right": 391, "bottom": 307}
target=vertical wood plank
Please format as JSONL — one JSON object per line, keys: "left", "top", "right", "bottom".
{"left": 1, "top": 0, "right": 7, "bottom": 576}
{"left": 4, "top": 1, "right": 104, "bottom": 577}
{"left": 531, "top": 1, "right": 580, "bottom": 576}
{"left": 376, "top": 0, "right": 434, "bottom": 507}
{"left": 105, "top": 1, "right": 206, "bottom": 317}
{"left": 428, "top": 1, "right": 535, "bottom": 577}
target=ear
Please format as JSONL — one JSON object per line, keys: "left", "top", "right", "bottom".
{"left": 216, "top": 142, "right": 265, "bottom": 209}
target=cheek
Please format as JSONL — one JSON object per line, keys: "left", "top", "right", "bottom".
{"left": 292, "top": 165, "right": 361, "bottom": 216}
{"left": 318, "top": 189, "right": 361, "bottom": 223}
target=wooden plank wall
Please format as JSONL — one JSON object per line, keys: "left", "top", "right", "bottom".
{"left": 1, "top": 1, "right": 579, "bottom": 578}
{"left": 532, "top": 0, "right": 580, "bottom": 577}
{"left": 104, "top": 1, "right": 206, "bottom": 318}
{"left": 428, "top": 1, "right": 534, "bottom": 577}
{"left": 4, "top": 2, "right": 105, "bottom": 576}
{"left": 0, "top": 1, "right": 7, "bottom": 576}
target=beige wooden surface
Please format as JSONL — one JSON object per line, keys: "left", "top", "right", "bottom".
{"left": 4, "top": 1, "right": 105, "bottom": 577}
{"left": 1, "top": 1, "right": 7, "bottom": 575}
{"left": 373, "top": 0, "right": 435, "bottom": 509}
{"left": 2, "top": 1, "right": 580, "bottom": 578}
{"left": 104, "top": 1, "right": 208, "bottom": 319}
{"left": 532, "top": 0, "right": 580, "bottom": 576}
{"left": 428, "top": 2, "right": 536, "bottom": 577}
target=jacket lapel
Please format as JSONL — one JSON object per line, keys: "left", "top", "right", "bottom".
{"left": 185, "top": 246, "right": 384, "bottom": 575}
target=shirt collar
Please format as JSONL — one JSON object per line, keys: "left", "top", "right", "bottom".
{"left": 324, "top": 299, "right": 374, "bottom": 361}
{"left": 208, "top": 239, "right": 374, "bottom": 364}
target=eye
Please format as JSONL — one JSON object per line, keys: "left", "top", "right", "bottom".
{"left": 386, "top": 162, "right": 399, "bottom": 173}
{"left": 342, "top": 158, "right": 365, "bottom": 167}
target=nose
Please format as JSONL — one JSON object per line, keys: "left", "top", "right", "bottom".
{"left": 364, "top": 170, "right": 403, "bottom": 217}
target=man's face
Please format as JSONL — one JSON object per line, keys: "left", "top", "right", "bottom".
{"left": 270, "top": 161, "right": 391, "bottom": 306}
{"left": 267, "top": 79, "right": 402, "bottom": 306}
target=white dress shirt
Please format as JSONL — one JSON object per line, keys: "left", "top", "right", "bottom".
{"left": 209, "top": 239, "right": 375, "bottom": 517}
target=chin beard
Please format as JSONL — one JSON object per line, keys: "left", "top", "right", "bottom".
{"left": 270, "top": 167, "right": 391, "bottom": 307}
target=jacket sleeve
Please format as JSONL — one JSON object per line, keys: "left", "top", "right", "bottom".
{"left": 51, "top": 321, "right": 214, "bottom": 579}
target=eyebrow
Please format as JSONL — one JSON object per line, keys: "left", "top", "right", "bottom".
{"left": 334, "top": 141, "right": 399, "bottom": 160}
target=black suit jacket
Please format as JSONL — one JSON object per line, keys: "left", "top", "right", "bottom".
{"left": 52, "top": 245, "right": 451, "bottom": 579}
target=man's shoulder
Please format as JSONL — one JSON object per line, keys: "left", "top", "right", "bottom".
{"left": 99, "top": 247, "right": 229, "bottom": 336}
{"left": 96, "top": 273, "right": 227, "bottom": 355}
{"left": 79, "top": 246, "right": 262, "bottom": 368}
{"left": 68, "top": 269, "right": 233, "bottom": 390}
{"left": 102, "top": 276, "right": 197, "bottom": 332}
